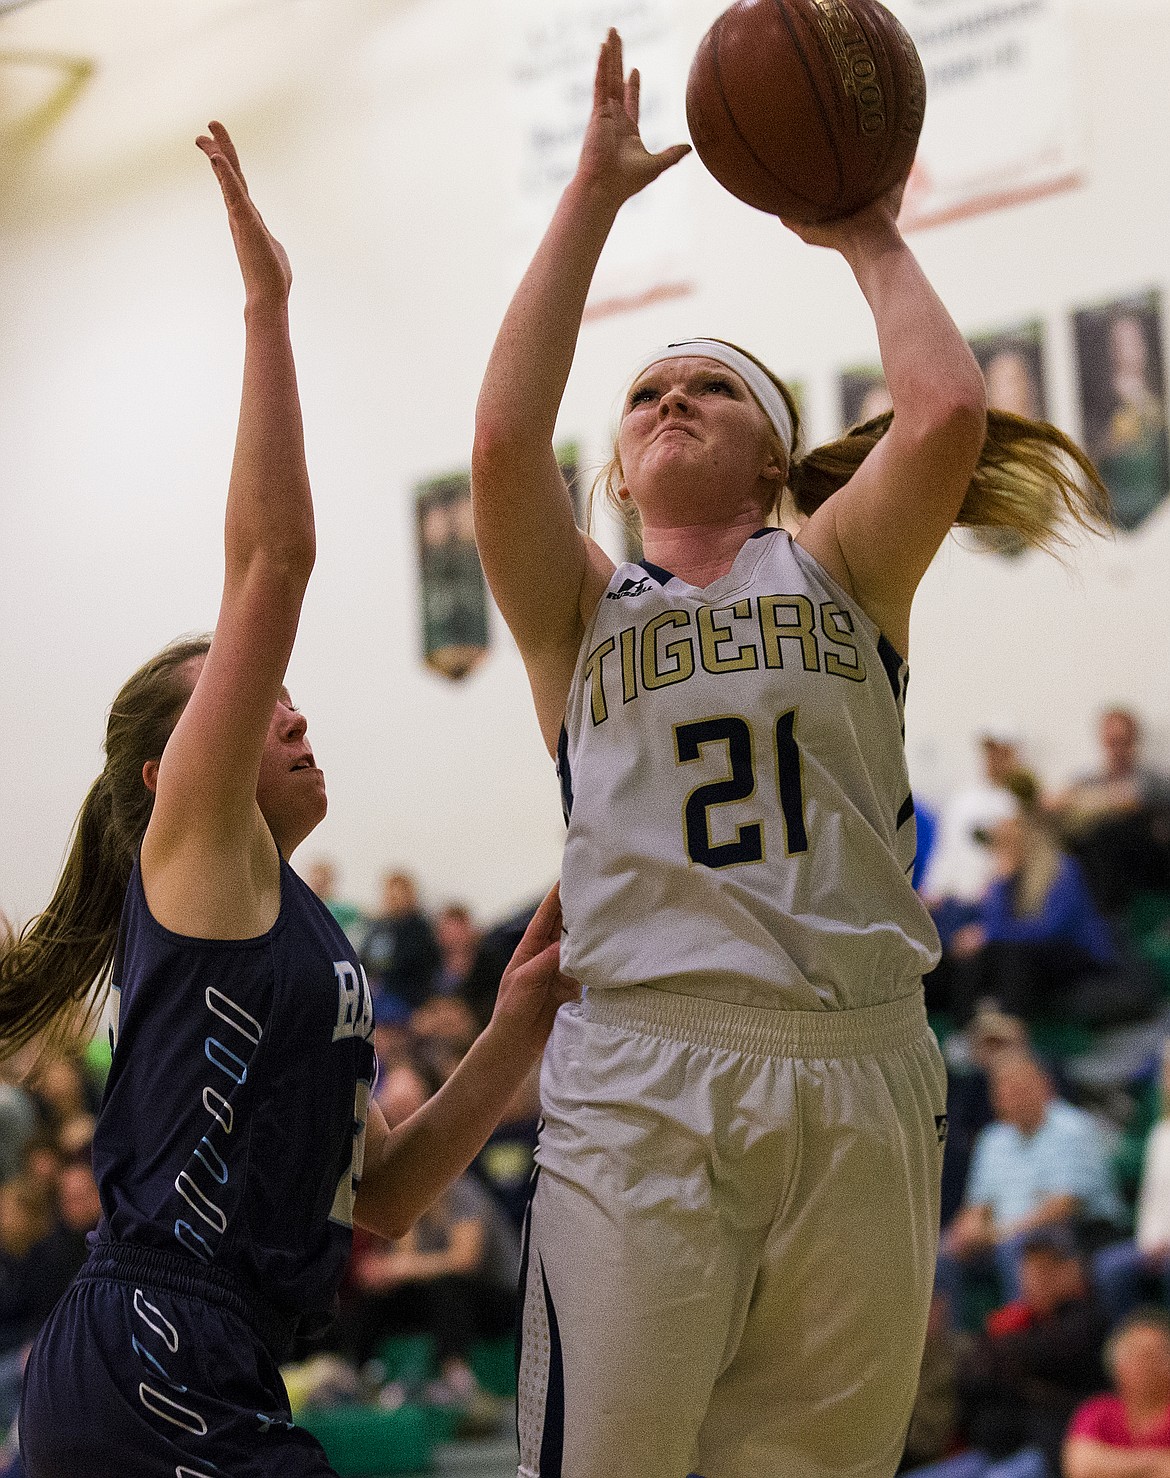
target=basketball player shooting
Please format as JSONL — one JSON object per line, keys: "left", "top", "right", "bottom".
{"left": 472, "top": 27, "right": 1109, "bottom": 1478}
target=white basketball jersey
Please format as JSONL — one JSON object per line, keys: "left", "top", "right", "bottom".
{"left": 558, "top": 528, "right": 941, "bottom": 1011}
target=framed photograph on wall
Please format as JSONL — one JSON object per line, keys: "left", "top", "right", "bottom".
{"left": 838, "top": 366, "right": 891, "bottom": 432}
{"left": 1073, "top": 291, "right": 1169, "bottom": 533}
{"left": 966, "top": 322, "right": 1049, "bottom": 557}
{"left": 969, "top": 322, "right": 1048, "bottom": 422}
{"left": 415, "top": 471, "right": 490, "bottom": 680}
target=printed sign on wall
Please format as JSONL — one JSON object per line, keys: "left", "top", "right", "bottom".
{"left": 510, "top": 0, "right": 694, "bottom": 319}
{"left": 889, "top": 0, "right": 1082, "bottom": 231}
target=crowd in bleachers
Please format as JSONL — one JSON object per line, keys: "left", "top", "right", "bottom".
{"left": 0, "top": 1053, "right": 103, "bottom": 1467}
{"left": 903, "top": 703, "right": 1170, "bottom": 1478}
{"left": 1, "top": 703, "right": 1169, "bottom": 1464}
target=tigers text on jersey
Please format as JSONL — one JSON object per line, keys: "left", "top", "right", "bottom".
{"left": 558, "top": 528, "right": 940, "bottom": 1011}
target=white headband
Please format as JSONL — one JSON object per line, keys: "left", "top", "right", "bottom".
{"left": 622, "top": 338, "right": 795, "bottom": 456}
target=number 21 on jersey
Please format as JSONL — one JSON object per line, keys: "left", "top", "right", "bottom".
{"left": 674, "top": 710, "right": 808, "bottom": 869}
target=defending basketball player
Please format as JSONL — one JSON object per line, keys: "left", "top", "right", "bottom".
{"left": 472, "top": 30, "right": 1110, "bottom": 1478}
{"left": 4, "top": 124, "right": 576, "bottom": 1476}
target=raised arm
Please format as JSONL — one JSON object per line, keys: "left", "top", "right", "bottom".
{"left": 142, "top": 123, "right": 314, "bottom": 936}
{"left": 472, "top": 30, "right": 689, "bottom": 752}
{"left": 793, "top": 194, "right": 987, "bottom": 657}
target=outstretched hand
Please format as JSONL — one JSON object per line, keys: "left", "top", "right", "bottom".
{"left": 576, "top": 28, "right": 691, "bottom": 208}
{"left": 489, "top": 884, "right": 579, "bottom": 1063}
{"left": 196, "top": 121, "right": 292, "bottom": 307}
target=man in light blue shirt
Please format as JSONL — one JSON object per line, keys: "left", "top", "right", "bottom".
{"left": 937, "top": 1049, "right": 1125, "bottom": 1316}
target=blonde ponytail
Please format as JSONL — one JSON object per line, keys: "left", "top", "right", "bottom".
{"left": 792, "top": 408, "right": 1112, "bottom": 550}
{"left": 592, "top": 340, "right": 1112, "bottom": 552}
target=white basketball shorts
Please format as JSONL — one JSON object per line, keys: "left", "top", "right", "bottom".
{"left": 516, "top": 985, "right": 946, "bottom": 1478}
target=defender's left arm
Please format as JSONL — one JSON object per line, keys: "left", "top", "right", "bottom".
{"left": 353, "top": 886, "right": 575, "bottom": 1239}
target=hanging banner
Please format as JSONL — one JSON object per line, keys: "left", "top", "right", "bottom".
{"left": 838, "top": 365, "right": 892, "bottom": 431}
{"left": 966, "top": 320, "right": 1050, "bottom": 556}
{"left": 1073, "top": 291, "right": 1170, "bottom": 534}
{"left": 888, "top": 0, "right": 1083, "bottom": 231}
{"left": 415, "top": 472, "right": 490, "bottom": 681}
{"left": 509, "top": 0, "right": 694, "bottom": 319}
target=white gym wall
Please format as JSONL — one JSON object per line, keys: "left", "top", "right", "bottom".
{"left": 2, "top": 0, "right": 1168, "bottom": 924}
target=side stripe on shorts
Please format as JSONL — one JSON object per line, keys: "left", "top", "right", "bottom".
{"left": 516, "top": 1152, "right": 567, "bottom": 1477}
{"left": 538, "top": 1263, "right": 565, "bottom": 1477}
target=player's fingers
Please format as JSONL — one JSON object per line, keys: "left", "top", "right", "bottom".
{"left": 649, "top": 142, "right": 692, "bottom": 178}
{"left": 208, "top": 120, "right": 246, "bottom": 188}
{"left": 528, "top": 881, "right": 562, "bottom": 938}
{"left": 593, "top": 33, "right": 613, "bottom": 110}
{"left": 553, "top": 972, "right": 580, "bottom": 1005}
{"left": 196, "top": 140, "right": 238, "bottom": 196}
{"left": 508, "top": 886, "right": 563, "bottom": 968}
{"left": 504, "top": 942, "right": 563, "bottom": 1003}
{"left": 525, "top": 939, "right": 561, "bottom": 975}
{"left": 200, "top": 146, "right": 249, "bottom": 215}
{"left": 610, "top": 28, "right": 624, "bottom": 88}
{"left": 602, "top": 28, "right": 622, "bottom": 104}
{"left": 625, "top": 67, "right": 640, "bottom": 125}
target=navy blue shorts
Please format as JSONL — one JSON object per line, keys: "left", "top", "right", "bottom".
{"left": 19, "top": 1244, "right": 337, "bottom": 1476}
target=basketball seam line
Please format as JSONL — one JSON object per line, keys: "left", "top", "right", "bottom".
{"left": 767, "top": 0, "right": 845, "bottom": 207}
{"left": 707, "top": 9, "right": 835, "bottom": 215}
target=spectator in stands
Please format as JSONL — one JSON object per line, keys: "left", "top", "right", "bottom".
{"left": 941, "top": 1007, "right": 1030, "bottom": 1229}
{"left": 937, "top": 1051, "right": 1126, "bottom": 1314}
{"left": 360, "top": 872, "right": 441, "bottom": 1012}
{"left": 913, "top": 795, "right": 940, "bottom": 893}
{"left": 910, "top": 1229, "right": 1108, "bottom": 1478}
{"left": 1094, "top": 1044, "right": 1170, "bottom": 1324}
{"left": 54, "top": 1119, "right": 101, "bottom": 1271}
{"left": 0, "top": 1079, "right": 35, "bottom": 1185}
{"left": 1064, "top": 1311, "right": 1170, "bottom": 1478}
{"left": 305, "top": 857, "right": 367, "bottom": 950}
{"left": 28, "top": 1053, "right": 97, "bottom": 1129}
{"left": 941, "top": 775, "right": 1152, "bottom": 1029}
{"left": 14, "top": 1133, "right": 59, "bottom": 1216}
{"left": 410, "top": 996, "right": 479, "bottom": 1084}
{"left": 921, "top": 725, "right": 1025, "bottom": 947}
{"left": 1047, "top": 709, "right": 1170, "bottom": 916}
{"left": 0, "top": 1172, "right": 80, "bottom": 1428}
{"left": 371, "top": 989, "right": 413, "bottom": 1073}
{"left": 432, "top": 905, "right": 481, "bottom": 999}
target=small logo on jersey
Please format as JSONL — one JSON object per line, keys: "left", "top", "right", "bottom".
{"left": 935, "top": 1114, "right": 949, "bottom": 1145}
{"left": 606, "top": 576, "right": 652, "bottom": 600}
{"left": 332, "top": 961, "right": 374, "bottom": 1044}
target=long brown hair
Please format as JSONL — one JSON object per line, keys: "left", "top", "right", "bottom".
{"left": 592, "top": 340, "right": 1112, "bottom": 549}
{"left": 0, "top": 635, "right": 211, "bottom": 1063}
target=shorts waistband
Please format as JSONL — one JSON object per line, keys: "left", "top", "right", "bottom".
{"left": 580, "top": 984, "right": 928, "bottom": 1058}
{"left": 79, "top": 1239, "right": 299, "bottom": 1364}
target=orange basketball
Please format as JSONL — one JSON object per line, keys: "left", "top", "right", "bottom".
{"left": 686, "top": 0, "right": 926, "bottom": 224}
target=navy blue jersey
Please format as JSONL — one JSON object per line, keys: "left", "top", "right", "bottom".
{"left": 91, "top": 856, "right": 377, "bottom": 1327}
